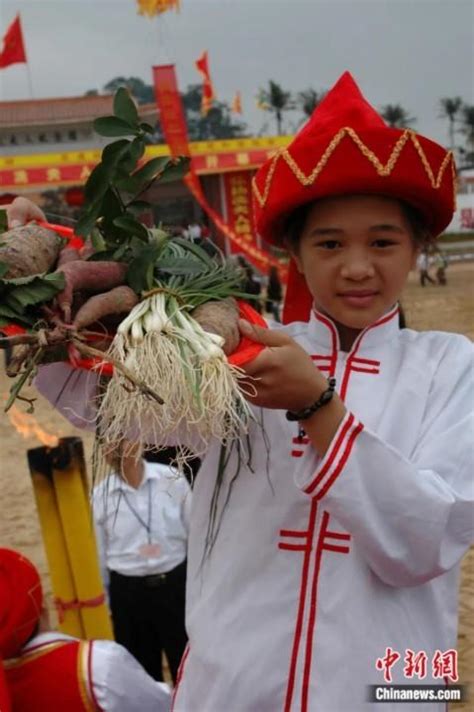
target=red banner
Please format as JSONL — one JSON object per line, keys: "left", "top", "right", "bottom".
{"left": 152, "top": 64, "right": 287, "bottom": 281}
{"left": 222, "top": 171, "right": 257, "bottom": 254}
{"left": 152, "top": 64, "right": 189, "bottom": 155}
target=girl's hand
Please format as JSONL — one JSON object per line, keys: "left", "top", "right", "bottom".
{"left": 238, "top": 319, "right": 327, "bottom": 411}
{"left": 5, "top": 197, "right": 46, "bottom": 228}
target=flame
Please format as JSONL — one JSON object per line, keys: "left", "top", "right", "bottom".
{"left": 7, "top": 405, "right": 60, "bottom": 447}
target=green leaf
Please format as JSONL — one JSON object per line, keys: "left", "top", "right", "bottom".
{"left": 156, "top": 258, "right": 205, "bottom": 276}
{"left": 101, "top": 139, "right": 131, "bottom": 168}
{"left": 126, "top": 245, "right": 162, "bottom": 293}
{"left": 86, "top": 249, "right": 117, "bottom": 262}
{"left": 112, "top": 243, "right": 130, "bottom": 261}
{"left": 131, "top": 157, "right": 172, "bottom": 184}
{"left": 157, "top": 156, "right": 191, "bottom": 184}
{"left": 0, "top": 303, "right": 23, "bottom": 320}
{"left": 126, "top": 200, "right": 152, "bottom": 216}
{"left": 114, "top": 176, "right": 141, "bottom": 194}
{"left": 84, "top": 163, "right": 111, "bottom": 201}
{"left": 171, "top": 237, "right": 215, "bottom": 267}
{"left": 0, "top": 210, "right": 8, "bottom": 235}
{"left": 90, "top": 228, "right": 107, "bottom": 253}
{"left": 4, "top": 272, "right": 66, "bottom": 313}
{"left": 94, "top": 116, "right": 139, "bottom": 137}
{"left": 113, "top": 87, "right": 139, "bottom": 126}
{"left": 75, "top": 202, "right": 102, "bottom": 238}
{"left": 140, "top": 122, "right": 155, "bottom": 134}
{"left": 113, "top": 215, "right": 149, "bottom": 241}
{"left": 118, "top": 137, "right": 146, "bottom": 173}
{"left": 99, "top": 188, "right": 124, "bottom": 225}
{"left": 0, "top": 261, "right": 9, "bottom": 279}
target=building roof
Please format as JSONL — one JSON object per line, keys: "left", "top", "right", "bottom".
{"left": 0, "top": 95, "right": 157, "bottom": 128}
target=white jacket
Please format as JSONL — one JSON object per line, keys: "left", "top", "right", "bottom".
{"left": 35, "top": 306, "right": 473, "bottom": 712}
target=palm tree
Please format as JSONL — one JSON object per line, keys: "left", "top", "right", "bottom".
{"left": 259, "top": 80, "right": 294, "bottom": 135}
{"left": 380, "top": 104, "right": 416, "bottom": 128}
{"left": 459, "top": 104, "right": 474, "bottom": 166}
{"left": 297, "top": 88, "right": 326, "bottom": 122}
{"left": 439, "top": 97, "right": 463, "bottom": 150}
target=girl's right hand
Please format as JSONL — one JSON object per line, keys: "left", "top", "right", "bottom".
{"left": 5, "top": 197, "right": 46, "bottom": 228}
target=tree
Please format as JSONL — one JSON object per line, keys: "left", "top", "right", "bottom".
{"left": 181, "top": 84, "right": 247, "bottom": 141}
{"left": 380, "top": 104, "right": 416, "bottom": 128}
{"left": 439, "top": 97, "right": 463, "bottom": 150}
{"left": 258, "top": 80, "right": 294, "bottom": 135}
{"left": 85, "top": 78, "right": 247, "bottom": 141}
{"left": 103, "top": 77, "right": 155, "bottom": 104}
{"left": 459, "top": 104, "right": 474, "bottom": 166}
{"left": 297, "top": 88, "right": 326, "bottom": 122}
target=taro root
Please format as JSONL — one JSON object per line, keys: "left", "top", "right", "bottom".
{"left": 192, "top": 297, "right": 241, "bottom": 355}
{"left": 0, "top": 224, "right": 62, "bottom": 278}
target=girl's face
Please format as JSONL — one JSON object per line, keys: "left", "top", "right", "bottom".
{"left": 291, "top": 195, "right": 418, "bottom": 339}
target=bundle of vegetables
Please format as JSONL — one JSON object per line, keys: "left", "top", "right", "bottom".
{"left": 0, "top": 88, "right": 257, "bottom": 453}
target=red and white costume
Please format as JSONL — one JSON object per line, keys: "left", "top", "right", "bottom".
{"left": 0, "top": 549, "right": 171, "bottom": 712}
{"left": 5, "top": 631, "right": 171, "bottom": 712}
{"left": 172, "top": 307, "right": 473, "bottom": 712}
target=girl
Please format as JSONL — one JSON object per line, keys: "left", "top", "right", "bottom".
{"left": 174, "top": 72, "right": 473, "bottom": 712}
{"left": 9, "top": 72, "right": 473, "bottom": 711}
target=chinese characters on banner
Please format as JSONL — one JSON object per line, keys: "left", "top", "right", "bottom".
{"left": 222, "top": 171, "right": 259, "bottom": 254}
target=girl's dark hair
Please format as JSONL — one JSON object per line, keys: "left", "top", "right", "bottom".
{"left": 283, "top": 197, "right": 433, "bottom": 251}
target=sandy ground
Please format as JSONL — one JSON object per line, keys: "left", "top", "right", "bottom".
{"left": 0, "top": 262, "right": 472, "bottom": 708}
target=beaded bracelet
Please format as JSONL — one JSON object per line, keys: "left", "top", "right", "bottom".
{"left": 285, "top": 377, "right": 337, "bottom": 422}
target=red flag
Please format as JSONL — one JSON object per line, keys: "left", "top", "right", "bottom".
{"left": 0, "top": 15, "right": 27, "bottom": 69}
{"left": 231, "top": 91, "right": 242, "bottom": 114}
{"left": 194, "top": 50, "right": 215, "bottom": 116}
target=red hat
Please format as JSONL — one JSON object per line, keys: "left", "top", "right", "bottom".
{"left": 0, "top": 549, "right": 42, "bottom": 712}
{"left": 253, "top": 71, "right": 457, "bottom": 323}
{"left": 0, "top": 549, "right": 43, "bottom": 659}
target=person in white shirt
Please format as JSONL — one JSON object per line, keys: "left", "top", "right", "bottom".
{"left": 92, "top": 444, "right": 191, "bottom": 683}
{"left": 416, "top": 249, "right": 435, "bottom": 287}
{"left": 185, "top": 221, "right": 202, "bottom": 243}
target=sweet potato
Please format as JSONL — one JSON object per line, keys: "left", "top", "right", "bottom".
{"left": 55, "top": 261, "right": 128, "bottom": 322}
{"left": 73, "top": 285, "right": 139, "bottom": 331}
{"left": 192, "top": 297, "right": 240, "bottom": 355}
{"left": 56, "top": 246, "right": 81, "bottom": 267}
{"left": 0, "top": 224, "right": 62, "bottom": 278}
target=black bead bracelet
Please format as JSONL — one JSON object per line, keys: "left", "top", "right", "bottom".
{"left": 285, "top": 377, "right": 337, "bottom": 422}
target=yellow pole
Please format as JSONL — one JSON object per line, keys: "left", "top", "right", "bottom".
{"left": 51, "top": 438, "right": 113, "bottom": 640}
{"left": 27, "top": 447, "right": 84, "bottom": 638}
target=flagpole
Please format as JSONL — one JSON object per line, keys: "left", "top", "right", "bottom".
{"left": 25, "top": 63, "right": 34, "bottom": 98}
{"left": 21, "top": 15, "right": 34, "bottom": 98}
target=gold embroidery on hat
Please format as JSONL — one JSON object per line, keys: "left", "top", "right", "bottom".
{"left": 253, "top": 127, "right": 455, "bottom": 208}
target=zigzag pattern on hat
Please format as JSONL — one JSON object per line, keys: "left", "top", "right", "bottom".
{"left": 252, "top": 127, "right": 456, "bottom": 209}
